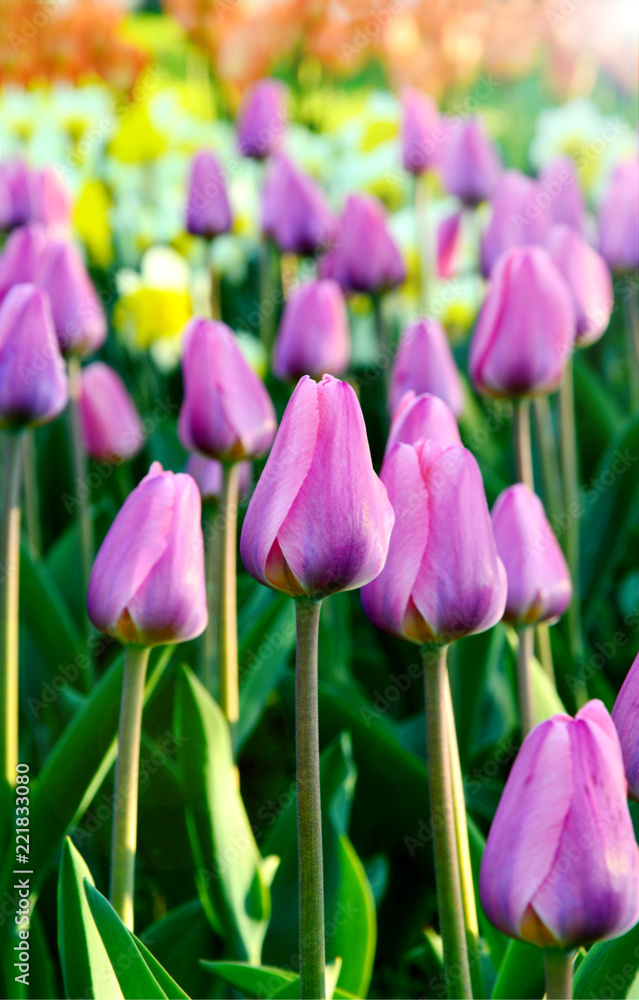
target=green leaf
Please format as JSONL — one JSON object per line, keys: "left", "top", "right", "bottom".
{"left": 491, "top": 939, "right": 545, "bottom": 999}
{"left": 175, "top": 665, "right": 276, "bottom": 963}
{"left": 58, "top": 839, "right": 123, "bottom": 1000}
{"left": 141, "top": 899, "right": 215, "bottom": 1000}
{"left": 201, "top": 961, "right": 296, "bottom": 997}
{"left": 19, "top": 537, "right": 84, "bottom": 675}
{"left": 573, "top": 923, "right": 639, "bottom": 999}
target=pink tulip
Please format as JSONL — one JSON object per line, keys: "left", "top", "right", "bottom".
{"left": 480, "top": 700, "right": 639, "bottom": 948}
{"left": 441, "top": 117, "right": 501, "bottom": 206}
{"left": 272, "top": 280, "right": 349, "bottom": 380}
{"left": 79, "top": 362, "right": 145, "bottom": 463}
{"left": 539, "top": 157, "right": 585, "bottom": 231}
{"left": 384, "top": 391, "right": 461, "bottom": 467}
{"left": 0, "top": 158, "right": 32, "bottom": 229}
{"left": 186, "top": 150, "right": 232, "bottom": 238}
{"left": 237, "top": 79, "right": 288, "bottom": 160}
{"left": 37, "top": 241, "right": 107, "bottom": 357}
{"left": 361, "top": 440, "right": 506, "bottom": 645}
{"left": 178, "top": 318, "right": 276, "bottom": 462}
{"left": 28, "top": 166, "right": 72, "bottom": 237}
{"left": 319, "top": 193, "right": 405, "bottom": 295}
{"left": 186, "top": 454, "right": 252, "bottom": 503}
{"left": 612, "top": 652, "right": 639, "bottom": 802}
{"left": 598, "top": 160, "right": 639, "bottom": 273}
{"left": 547, "top": 224, "right": 613, "bottom": 347}
{"left": 87, "top": 462, "right": 208, "bottom": 646}
{"left": 389, "top": 317, "right": 464, "bottom": 417}
{"left": 0, "top": 223, "right": 49, "bottom": 304}
{"left": 469, "top": 246, "right": 575, "bottom": 398}
{"left": 0, "top": 284, "right": 69, "bottom": 429}
{"left": 491, "top": 484, "right": 571, "bottom": 626}
{"left": 437, "top": 211, "right": 463, "bottom": 279}
{"left": 240, "top": 374, "right": 394, "bottom": 598}
{"left": 262, "top": 154, "right": 336, "bottom": 257}
{"left": 401, "top": 88, "right": 441, "bottom": 174}
{"left": 480, "top": 170, "right": 550, "bottom": 277}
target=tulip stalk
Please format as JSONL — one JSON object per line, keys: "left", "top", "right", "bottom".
{"left": 423, "top": 645, "right": 472, "bottom": 1000}
{"left": 201, "top": 504, "right": 223, "bottom": 697}
{"left": 544, "top": 949, "right": 575, "bottom": 1000}
{"left": 67, "top": 356, "right": 95, "bottom": 679}
{"left": 513, "top": 399, "right": 534, "bottom": 490}
{"left": 219, "top": 463, "right": 240, "bottom": 725}
{"left": 23, "top": 431, "right": 41, "bottom": 558}
{"left": 295, "top": 596, "right": 326, "bottom": 1000}
{"left": 626, "top": 291, "right": 639, "bottom": 410}
{"left": 110, "top": 644, "right": 150, "bottom": 932}
{"left": 0, "top": 431, "right": 23, "bottom": 799}
{"left": 517, "top": 627, "right": 535, "bottom": 737}
{"left": 413, "top": 174, "right": 430, "bottom": 312}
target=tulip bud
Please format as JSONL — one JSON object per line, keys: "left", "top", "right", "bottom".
{"left": 361, "top": 441, "right": 506, "bottom": 645}
{"left": 437, "top": 211, "right": 462, "bottom": 279}
{"left": 491, "top": 484, "right": 571, "bottom": 627}
{"left": 272, "top": 280, "right": 349, "bottom": 381}
{"left": 480, "top": 170, "right": 550, "bottom": 278}
{"left": 612, "top": 652, "right": 639, "bottom": 802}
{"left": 469, "top": 246, "right": 575, "bottom": 398}
{"left": 480, "top": 700, "right": 639, "bottom": 949}
{"left": 384, "top": 391, "right": 461, "bottom": 466}
{"left": 598, "top": 160, "right": 639, "bottom": 273}
{"left": 79, "top": 362, "right": 145, "bottom": 464}
{"left": 262, "top": 154, "right": 336, "bottom": 257}
{"left": 186, "top": 454, "right": 252, "bottom": 503}
{"left": 28, "top": 166, "right": 72, "bottom": 237}
{"left": 37, "top": 241, "right": 107, "bottom": 357}
{"left": 87, "top": 462, "right": 208, "bottom": 646}
{"left": 400, "top": 88, "right": 440, "bottom": 174}
{"left": 539, "top": 157, "right": 585, "bottom": 232}
{"left": 547, "top": 224, "right": 613, "bottom": 347}
{"left": 178, "top": 318, "right": 277, "bottom": 462}
{"left": 237, "top": 79, "right": 288, "bottom": 160}
{"left": 0, "top": 158, "right": 32, "bottom": 229}
{"left": 0, "top": 284, "right": 69, "bottom": 429}
{"left": 319, "top": 193, "right": 405, "bottom": 295}
{"left": 0, "top": 223, "right": 48, "bottom": 304}
{"left": 240, "top": 374, "right": 394, "bottom": 599}
{"left": 442, "top": 117, "right": 501, "bottom": 206}
{"left": 186, "top": 150, "right": 232, "bottom": 239}
{"left": 389, "top": 317, "right": 464, "bottom": 417}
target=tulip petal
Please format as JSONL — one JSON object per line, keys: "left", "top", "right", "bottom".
{"left": 613, "top": 653, "right": 639, "bottom": 800}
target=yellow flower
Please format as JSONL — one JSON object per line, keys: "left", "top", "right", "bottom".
{"left": 114, "top": 286, "right": 192, "bottom": 351}
{"left": 108, "top": 101, "right": 168, "bottom": 164}
{"left": 361, "top": 119, "right": 398, "bottom": 153}
{"left": 73, "top": 180, "right": 113, "bottom": 269}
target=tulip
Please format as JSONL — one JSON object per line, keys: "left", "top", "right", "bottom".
{"left": 441, "top": 117, "right": 501, "bottom": 206}
{"left": 612, "top": 652, "right": 639, "bottom": 802}
{"left": 491, "top": 484, "right": 571, "bottom": 627}
{"left": 437, "top": 211, "right": 462, "bottom": 279}
{"left": 539, "top": 157, "right": 585, "bottom": 231}
{"left": 384, "top": 391, "right": 461, "bottom": 466}
{"left": 389, "top": 317, "right": 464, "bottom": 417}
{"left": 237, "top": 79, "right": 288, "bottom": 160}
{"left": 598, "top": 159, "right": 639, "bottom": 273}
{"left": 480, "top": 170, "right": 550, "bottom": 277}
{"left": 480, "top": 701, "right": 639, "bottom": 969}
{"left": 0, "top": 223, "right": 49, "bottom": 304}
{"left": 28, "top": 166, "right": 72, "bottom": 237}
{"left": 547, "top": 224, "right": 613, "bottom": 347}
{"left": 401, "top": 88, "right": 440, "bottom": 174}
{"left": 262, "top": 154, "right": 336, "bottom": 257}
{"left": 186, "top": 454, "right": 252, "bottom": 503}
{"left": 469, "top": 246, "right": 575, "bottom": 398}
{"left": 0, "top": 159, "right": 31, "bottom": 229}
{"left": 319, "top": 193, "right": 405, "bottom": 296}
{"left": 272, "top": 280, "right": 349, "bottom": 381}
{"left": 179, "top": 317, "right": 276, "bottom": 462}
{"left": 186, "top": 149, "right": 232, "bottom": 239}
{"left": 79, "top": 362, "right": 145, "bottom": 464}
{"left": 37, "top": 240, "right": 107, "bottom": 357}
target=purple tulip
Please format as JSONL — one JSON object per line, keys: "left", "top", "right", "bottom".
{"left": 598, "top": 160, "right": 639, "bottom": 273}
{"left": 437, "top": 211, "right": 463, "bottom": 279}
{"left": 28, "top": 166, "right": 72, "bottom": 237}
{"left": 384, "top": 391, "right": 461, "bottom": 467}
{"left": 186, "top": 454, "right": 252, "bottom": 503}
{"left": 401, "top": 88, "right": 441, "bottom": 174}
{"left": 0, "top": 159, "right": 32, "bottom": 229}
{"left": 539, "top": 157, "right": 585, "bottom": 231}
{"left": 0, "top": 223, "right": 49, "bottom": 304}
{"left": 262, "top": 154, "right": 336, "bottom": 257}
{"left": 240, "top": 374, "right": 394, "bottom": 599}
{"left": 469, "top": 246, "right": 575, "bottom": 398}
{"left": 87, "top": 462, "right": 208, "bottom": 646}
{"left": 237, "top": 79, "right": 288, "bottom": 160}
{"left": 480, "top": 170, "right": 550, "bottom": 278}
{"left": 79, "top": 362, "right": 145, "bottom": 463}
{"left": 480, "top": 700, "right": 639, "bottom": 948}
{"left": 389, "top": 317, "right": 464, "bottom": 417}
{"left": 0, "top": 284, "right": 68, "bottom": 429}
{"left": 319, "top": 193, "right": 406, "bottom": 296}
{"left": 37, "top": 241, "right": 107, "bottom": 357}
{"left": 491, "top": 484, "right": 572, "bottom": 627}
{"left": 186, "top": 149, "right": 232, "bottom": 239}
{"left": 178, "top": 317, "right": 276, "bottom": 462}
{"left": 361, "top": 440, "right": 506, "bottom": 645}
{"left": 547, "top": 224, "right": 613, "bottom": 347}
{"left": 441, "top": 117, "right": 501, "bottom": 206}
{"left": 612, "top": 652, "right": 639, "bottom": 802}
{"left": 272, "top": 280, "right": 349, "bottom": 380}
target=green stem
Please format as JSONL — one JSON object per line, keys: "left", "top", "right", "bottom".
{"left": 536, "top": 623, "right": 556, "bottom": 686}
{"left": 373, "top": 295, "right": 390, "bottom": 369}
{"left": 295, "top": 597, "right": 326, "bottom": 1000}
{"left": 625, "top": 288, "right": 639, "bottom": 410}
{"left": 414, "top": 174, "right": 430, "bottom": 313}
{"left": 110, "top": 644, "right": 150, "bottom": 931}
{"left": 423, "top": 646, "right": 472, "bottom": 1000}
{"left": 22, "top": 430, "right": 41, "bottom": 558}
{"left": 67, "top": 356, "right": 95, "bottom": 685}
{"left": 200, "top": 502, "right": 222, "bottom": 697}
{"left": 219, "top": 463, "right": 240, "bottom": 724}
{"left": 513, "top": 398, "right": 534, "bottom": 490}
{"left": 517, "top": 627, "right": 536, "bottom": 738}
{"left": 544, "top": 949, "right": 575, "bottom": 1000}
{"left": 210, "top": 263, "right": 221, "bottom": 321}
{"left": 532, "top": 395, "right": 562, "bottom": 528}
{"left": 0, "top": 432, "right": 23, "bottom": 802}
